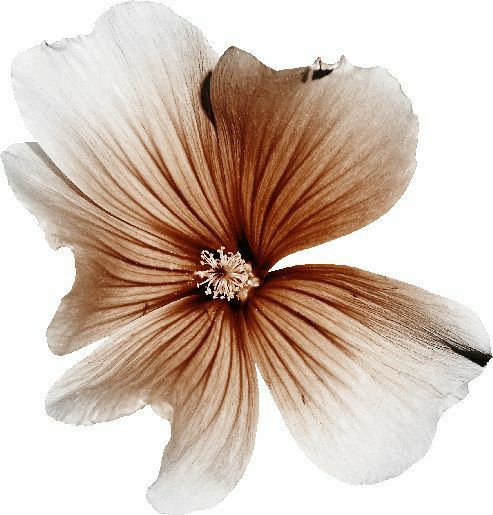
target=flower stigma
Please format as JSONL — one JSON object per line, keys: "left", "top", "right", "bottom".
{"left": 195, "top": 247, "right": 260, "bottom": 301}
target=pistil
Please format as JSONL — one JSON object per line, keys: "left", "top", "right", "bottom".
{"left": 195, "top": 247, "right": 259, "bottom": 301}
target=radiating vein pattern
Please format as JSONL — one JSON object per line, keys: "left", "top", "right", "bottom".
{"left": 244, "top": 265, "right": 490, "bottom": 484}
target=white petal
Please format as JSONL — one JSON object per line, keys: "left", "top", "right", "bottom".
{"left": 12, "top": 1, "right": 233, "bottom": 249}
{"left": 47, "top": 297, "right": 258, "bottom": 514}
{"left": 245, "top": 265, "right": 490, "bottom": 484}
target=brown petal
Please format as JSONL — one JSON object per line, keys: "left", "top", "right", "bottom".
{"left": 3, "top": 143, "right": 195, "bottom": 354}
{"left": 47, "top": 296, "right": 258, "bottom": 513}
{"left": 12, "top": 2, "right": 233, "bottom": 250}
{"left": 243, "top": 265, "right": 490, "bottom": 484}
{"left": 211, "top": 48, "right": 418, "bottom": 270}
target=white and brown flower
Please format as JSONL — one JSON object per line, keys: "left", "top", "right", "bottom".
{"left": 2, "top": 2, "right": 490, "bottom": 514}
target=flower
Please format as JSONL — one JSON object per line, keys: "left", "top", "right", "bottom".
{"left": 2, "top": 1, "right": 490, "bottom": 514}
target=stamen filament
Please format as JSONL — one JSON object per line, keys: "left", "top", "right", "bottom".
{"left": 195, "top": 247, "right": 259, "bottom": 301}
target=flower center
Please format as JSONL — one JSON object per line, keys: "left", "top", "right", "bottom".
{"left": 195, "top": 247, "right": 259, "bottom": 301}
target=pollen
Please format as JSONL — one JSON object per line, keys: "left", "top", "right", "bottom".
{"left": 195, "top": 247, "right": 259, "bottom": 301}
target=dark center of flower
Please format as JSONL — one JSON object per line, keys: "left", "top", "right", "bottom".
{"left": 195, "top": 247, "right": 260, "bottom": 301}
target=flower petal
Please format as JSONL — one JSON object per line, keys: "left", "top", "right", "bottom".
{"left": 47, "top": 296, "right": 258, "bottom": 514}
{"left": 3, "top": 143, "right": 195, "bottom": 354}
{"left": 243, "top": 265, "right": 490, "bottom": 484}
{"left": 12, "top": 1, "right": 233, "bottom": 250}
{"left": 211, "top": 48, "right": 418, "bottom": 269}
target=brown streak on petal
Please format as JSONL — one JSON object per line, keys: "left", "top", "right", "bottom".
{"left": 211, "top": 48, "right": 418, "bottom": 269}
{"left": 11, "top": 2, "right": 235, "bottom": 253}
{"left": 247, "top": 264, "right": 489, "bottom": 485}
{"left": 44, "top": 295, "right": 257, "bottom": 513}
{"left": 3, "top": 143, "right": 197, "bottom": 354}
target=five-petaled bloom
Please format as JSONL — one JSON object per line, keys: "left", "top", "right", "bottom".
{"left": 2, "top": 2, "right": 490, "bottom": 514}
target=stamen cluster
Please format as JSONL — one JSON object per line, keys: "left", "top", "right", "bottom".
{"left": 195, "top": 247, "right": 259, "bottom": 301}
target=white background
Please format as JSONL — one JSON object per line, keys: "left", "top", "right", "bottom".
{"left": 1, "top": 1, "right": 492, "bottom": 514}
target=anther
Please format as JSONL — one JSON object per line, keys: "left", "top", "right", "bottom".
{"left": 195, "top": 247, "right": 259, "bottom": 301}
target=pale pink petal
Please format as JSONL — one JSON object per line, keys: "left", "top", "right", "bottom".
{"left": 12, "top": 1, "right": 233, "bottom": 250}
{"left": 3, "top": 143, "right": 195, "bottom": 354}
{"left": 243, "top": 265, "right": 490, "bottom": 483}
{"left": 47, "top": 296, "right": 258, "bottom": 514}
{"left": 211, "top": 48, "right": 418, "bottom": 270}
